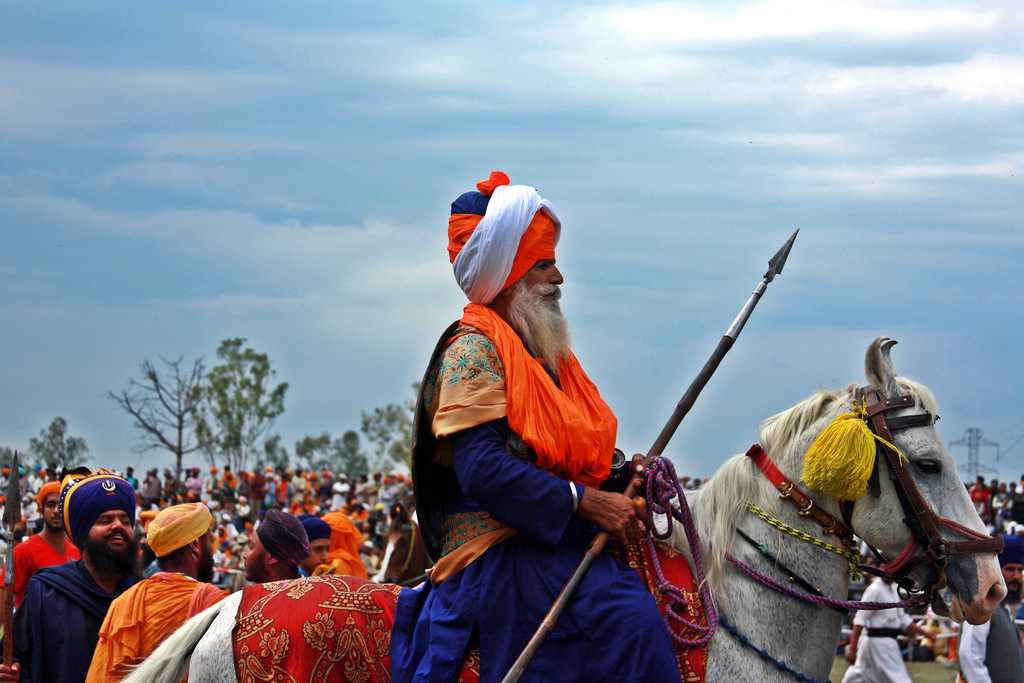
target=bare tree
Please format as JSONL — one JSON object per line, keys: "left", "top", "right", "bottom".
{"left": 107, "top": 356, "right": 204, "bottom": 480}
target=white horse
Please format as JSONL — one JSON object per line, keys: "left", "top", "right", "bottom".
{"left": 128, "top": 338, "right": 1005, "bottom": 683}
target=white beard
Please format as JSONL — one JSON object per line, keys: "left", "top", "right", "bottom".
{"left": 507, "top": 279, "right": 571, "bottom": 372}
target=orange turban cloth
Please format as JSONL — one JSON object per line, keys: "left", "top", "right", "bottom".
{"left": 447, "top": 170, "right": 560, "bottom": 304}
{"left": 138, "top": 509, "right": 159, "bottom": 531}
{"left": 36, "top": 480, "right": 61, "bottom": 508}
{"left": 146, "top": 503, "right": 213, "bottom": 557}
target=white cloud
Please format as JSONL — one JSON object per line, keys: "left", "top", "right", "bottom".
{"left": 786, "top": 155, "right": 1020, "bottom": 195}
{"left": 814, "top": 55, "right": 1024, "bottom": 104}
{"left": 574, "top": 1, "right": 997, "bottom": 46}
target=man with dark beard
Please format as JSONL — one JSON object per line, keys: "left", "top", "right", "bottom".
{"left": 391, "top": 172, "right": 678, "bottom": 682}
{"left": 244, "top": 509, "right": 310, "bottom": 583}
{"left": 958, "top": 533, "right": 1024, "bottom": 682}
{"left": 11, "top": 480, "right": 80, "bottom": 607}
{"left": 86, "top": 502, "right": 225, "bottom": 682}
{"left": 0, "top": 469, "right": 139, "bottom": 683}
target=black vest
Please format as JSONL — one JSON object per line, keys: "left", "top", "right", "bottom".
{"left": 411, "top": 321, "right": 463, "bottom": 562}
{"left": 984, "top": 603, "right": 1024, "bottom": 682}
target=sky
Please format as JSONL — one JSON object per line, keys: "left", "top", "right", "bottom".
{"left": 1, "top": 1, "right": 1021, "bottom": 481}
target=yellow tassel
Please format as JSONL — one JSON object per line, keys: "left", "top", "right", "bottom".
{"left": 802, "top": 404, "right": 892, "bottom": 501}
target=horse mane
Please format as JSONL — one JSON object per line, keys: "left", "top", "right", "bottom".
{"left": 693, "top": 377, "right": 938, "bottom": 592}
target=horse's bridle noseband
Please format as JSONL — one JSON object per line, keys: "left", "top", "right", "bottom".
{"left": 839, "top": 387, "right": 1004, "bottom": 609}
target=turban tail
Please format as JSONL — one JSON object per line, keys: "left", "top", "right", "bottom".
{"left": 299, "top": 514, "right": 332, "bottom": 542}
{"left": 147, "top": 503, "right": 213, "bottom": 557}
{"left": 459, "top": 304, "right": 616, "bottom": 486}
{"left": 321, "top": 511, "right": 368, "bottom": 579}
{"left": 60, "top": 471, "right": 137, "bottom": 549}
{"left": 258, "top": 510, "right": 311, "bottom": 566}
{"left": 448, "top": 171, "right": 560, "bottom": 304}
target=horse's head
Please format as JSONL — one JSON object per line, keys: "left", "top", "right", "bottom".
{"left": 840, "top": 337, "right": 1005, "bottom": 624}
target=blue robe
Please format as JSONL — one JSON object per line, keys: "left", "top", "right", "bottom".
{"left": 392, "top": 420, "right": 679, "bottom": 682}
{"left": 12, "top": 560, "right": 138, "bottom": 683}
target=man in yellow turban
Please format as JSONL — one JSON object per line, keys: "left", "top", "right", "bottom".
{"left": 86, "top": 503, "right": 225, "bottom": 682}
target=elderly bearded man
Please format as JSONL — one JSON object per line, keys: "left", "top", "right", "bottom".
{"left": 0, "top": 470, "right": 139, "bottom": 683}
{"left": 391, "top": 172, "right": 678, "bottom": 682}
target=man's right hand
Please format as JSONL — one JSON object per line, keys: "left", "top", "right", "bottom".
{"left": 577, "top": 488, "right": 642, "bottom": 546}
{"left": 0, "top": 662, "right": 19, "bottom": 681}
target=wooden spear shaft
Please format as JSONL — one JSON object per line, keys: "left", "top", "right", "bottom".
{"left": 500, "top": 230, "right": 798, "bottom": 683}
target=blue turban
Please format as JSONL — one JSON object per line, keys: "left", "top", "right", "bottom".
{"left": 1000, "top": 533, "right": 1024, "bottom": 567}
{"left": 59, "top": 470, "right": 137, "bottom": 549}
{"left": 299, "top": 514, "right": 331, "bottom": 542}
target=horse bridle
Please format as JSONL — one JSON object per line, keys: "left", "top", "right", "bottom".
{"left": 748, "top": 387, "right": 1003, "bottom": 612}
{"left": 836, "top": 387, "right": 1004, "bottom": 609}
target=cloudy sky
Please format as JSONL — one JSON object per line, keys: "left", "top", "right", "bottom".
{"left": 2, "top": 1, "right": 1021, "bottom": 481}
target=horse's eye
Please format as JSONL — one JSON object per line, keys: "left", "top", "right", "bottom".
{"left": 914, "top": 459, "right": 942, "bottom": 475}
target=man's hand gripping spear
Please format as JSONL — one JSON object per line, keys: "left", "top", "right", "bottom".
{"left": 502, "top": 230, "right": 800, "bottom": 683}
{"left": 1, "top": 453, "right": 21, "bottom": 667}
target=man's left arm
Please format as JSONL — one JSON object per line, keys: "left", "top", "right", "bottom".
{"left": 453, "top": 421, "right": 638, "bottom": 547}
{"left": 453, "top": 421, "right": 578, "bottom": 546}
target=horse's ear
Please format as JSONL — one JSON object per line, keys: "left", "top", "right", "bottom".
{"left": 865, "top": 337, "right": 900, "bottom": 399}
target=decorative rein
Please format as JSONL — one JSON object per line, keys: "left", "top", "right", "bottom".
{"left": 636, "top": 388, "right": 1003, "bottom": 683}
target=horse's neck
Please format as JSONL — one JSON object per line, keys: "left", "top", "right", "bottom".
{"left": 692, "top": 466, "right": 849, "bottom": 682}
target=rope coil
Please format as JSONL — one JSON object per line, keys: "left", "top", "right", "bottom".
{"left": 643, "top": 456, "right": 718, "bottom": 648}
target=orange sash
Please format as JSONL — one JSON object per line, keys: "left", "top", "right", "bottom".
{"left": 459, "top": 304, "right": 615, "bottom": 487}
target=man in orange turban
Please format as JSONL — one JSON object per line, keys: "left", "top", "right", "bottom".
{"left": 86, "top": 503, "right": 225, "bottom": 682}
{"left": 10, "top": 481, "right": 80, "bottom": 607}
{"left": 391, "top": 172, "right": 678, "bottom": 682}
{"left": 321, "top": 509, "right": 368, "bottom": 579}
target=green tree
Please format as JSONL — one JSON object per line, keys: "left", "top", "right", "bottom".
{"left": 360, "top": 383, "right": 417, "bottom": 470}
{"left": 331, "top": 430, "right": 368, "bottom": 480}
{"left": 295, "top": 433, "right": 331, "bottom": 470}
{"left": 193, "top": 338, "right": 289, "bottom": 472}
{"left": 0, "top": 446, "right": 18, "bottom": 468}
{"left": 294, "top": 431, "right": 368, "bottom": 480}
{"left": 107, "top": 356, "right": 204, "bottom": 481}
{"left": 261, "top": 435, "right": 291, "bottom": 470}
{"left": 28, "top": 417, "right": 89, "bottom": 470}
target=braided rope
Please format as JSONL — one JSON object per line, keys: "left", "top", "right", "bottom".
{"left": 643, "top": 456, "right": 718, "bottom": 648}
{"left": 728, "top": 554, "right": 925, "bottom": 610}
{"left": 746, "top": 504, "right": 862, "bottom": 580}
{"left": 718, "top": 615, "right": 825, "bottom": 683}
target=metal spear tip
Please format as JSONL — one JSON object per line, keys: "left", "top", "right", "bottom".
{"left": 3, "top": 452, "right": 20, "bottom": 529}
{"left": 764, "top": 228, "right": 799, "bottom": 283}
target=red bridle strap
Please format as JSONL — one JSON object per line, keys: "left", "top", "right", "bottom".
{"left": 745, "top": 444, "right": 855, "bottom": 546}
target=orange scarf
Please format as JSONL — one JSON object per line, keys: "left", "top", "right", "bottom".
{"left": 460, "top": 304, "right": 615, "bottom": 487}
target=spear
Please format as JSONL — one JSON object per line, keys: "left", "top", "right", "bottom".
{"left": 2, "top": 453, "right": 21, "bottom": 666}
{"left": 501, "top": 229, "right": 800, "bottom": 683}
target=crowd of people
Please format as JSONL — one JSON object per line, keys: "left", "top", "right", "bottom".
{"left": 0, "top": 458, "right": 1019, "bottom": 679}
{"left": 0, "top": 461, "right": 416, "bottom": 682}
{"left": 969, "top": 474, "right": 1024, "bottom": 534}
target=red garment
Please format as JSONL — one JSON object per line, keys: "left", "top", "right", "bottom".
{"left": 12, "top": 533, "right": 80, "bottom": 607}
{"left": 622, "top": 540, "right": 709, "bottom": 683}
{"left": 970, "top": 484, "right": 992, "bottom": 518}
{"left": 233, "top": 575, "right": 480, "bottom": 683}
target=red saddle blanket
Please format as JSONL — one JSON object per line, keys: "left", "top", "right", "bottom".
{"left": 233, "top": 541, "right": 706, "bottom": 683}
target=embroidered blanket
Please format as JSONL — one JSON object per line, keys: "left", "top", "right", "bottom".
{"left": 233, "top": 574, "right": 480, "bottom": 683}
{"left": 232, "top": 542, "right": 705, "bottom": 683}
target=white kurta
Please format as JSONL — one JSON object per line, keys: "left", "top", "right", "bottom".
{"left": 842, "top": 579, "right": 913, "bottom": 683}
